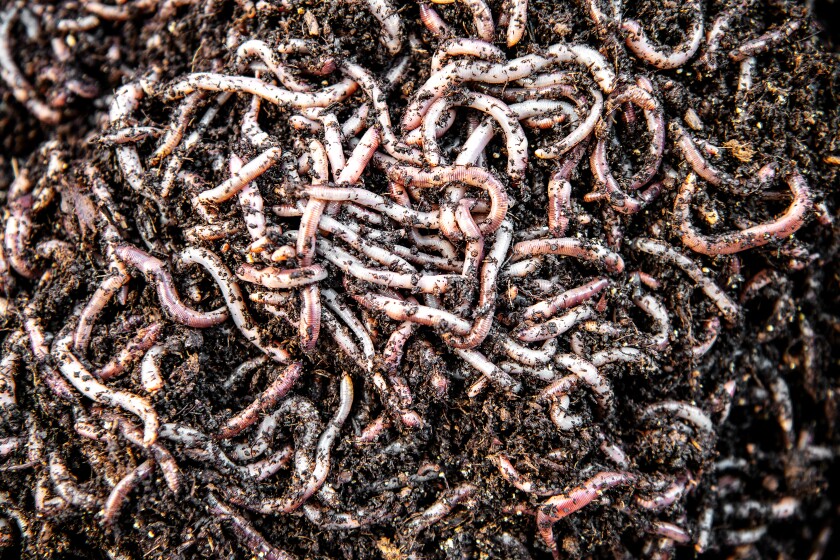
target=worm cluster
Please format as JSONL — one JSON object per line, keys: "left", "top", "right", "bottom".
{"left": 1, "top": 0, "right": 838, "bottom": 559}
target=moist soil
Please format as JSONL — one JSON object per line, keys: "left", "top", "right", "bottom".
{"left": 1, "top": 1, "right": 839, "bottom": 559}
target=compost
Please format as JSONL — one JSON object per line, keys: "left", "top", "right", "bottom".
{"left": 1, "top": 0, "right": 839, "bottom": 558}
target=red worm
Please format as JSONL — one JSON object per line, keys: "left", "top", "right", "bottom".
{"left": 675, "top": 171, "right": 812, "bottom": 255}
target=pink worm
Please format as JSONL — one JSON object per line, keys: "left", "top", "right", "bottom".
{"left": 621, "top": 3, "right": 704, "bottom": 69}
{"left": 163, "top": 73, "right": 359, "bottom": 110}
{"left": 235, "top": 263, "right": 327, "bottom": 289}
{"left": 511, "top": 238, "right": 625, "bottom": 273}
{"left": 95, "top": 322, "right": 162, "bottom": 380}
{"left": 536, "top": 471, "right": 635, "bottom": 559}
{"left": 675, "top": 171, "right": 812, "bottom": 255}
{"left": 431, "top": 38, "right": 505, "bottom": 72}
{"left": 115, "top": 245, "right": 229, "bottom": 328}
{"left": 198, "top": 147, "right": 282, "bottom": 204}
{"left": 407, "top": 483, "right": 477, "bottom": 531}
{"left": 386, "top": 165, "right": 508, "bottom": 235}
{"left": 216, "top": 362, "right": 304, "bottom": 439}
{"left": 523, "top": 278, "right": 608, "bottom": 322}
{"left": 547, "top": 139, "right": 589, "bottom": 236}
{"left": 418, "top": 3, "right": 453, "bottom": 37}
{"left": 102, "top": 459, "right": 155, "bottom": 526}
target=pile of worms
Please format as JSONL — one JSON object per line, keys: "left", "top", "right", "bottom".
{"left": 1, "top": 0, "right": 838, "bottom": 558}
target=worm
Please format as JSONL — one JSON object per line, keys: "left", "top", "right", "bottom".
{"left": 534, "top": 87, "right": 603, "bottom": 159}
{"left": 164, "top": 73, "right": 359, "bottom": 109}
{"left": 206, "top": 493, "right": 295, "bottom": 560}
{"left": 95, "top": 323, "right": 162, "bottom": 380}
{"left": 643, "top": 401, "right": 714, "bottom": 435}
{"left": 197, "top": 147, "right": 282, "bottom": 204}
{"left": 675, "top": 171, "right": 812, "bottom": 256}
{"left": 523, "top": 278, "right": 608, "bottom": 322}
{"left": 179, "top": 247, "right": 291, "bottom": 363}
{"left": 149, "top": 92, "right": 205, "bottom": 165}
{"left": 109, "top": 413, "right": 181, "bottom": 494}
{"left": 621, "top": 2, "right": 704, "bottom": 69}
{"left": 102, "top": 460, "right": 155, "bottom": 526}
{"left": 670, "top": 122, "right": 733, "bottom": 187}
{"left": 0, "top": 8, "right": 61, "bottom": 124}
{"left": 536, "top": 472, "right": 635, "bottom": 559}
{"left": 363, "top": 0, "right": 403, "bottom": 55}
{"left": 630, "top": 238, "right": 740, "bottom": 323}
{"left": 454, "top": 348, "right": 521, "bottom": 393}
{"left": 407, "top": 483, "right": 477, "bottom": 531}
{"left": 514, "top": 307, "right": 594, "bottom": 342}
{"left": 506, "top": 0, "right": 528, "bottom": 46}
{"left": 729, "top": 19, "right": 802, "bottom": 61}
{"left": 48, "top": 453, "right": 101, "bottom": 511}
{"left": 511, "top": 238, "right": 625, "bottom": 274}
{"left": 495, "top": 454, "right": 559, "bottom": 496}
{"left": 236, "top": 263, "right": 327, "bottom": 290}
{"left": 236, "top": 40, "right": 311, "bottom": 92}
{"left": 116, "top": 244, "right": 229, "bottom": 328}
{"left": 431, "top": 38, "right": 505, "bottom": 72}
{"left": 53, "top": 324, "right": 159, "bottom": 445}
{"left": 421, "top": 92, "right": 528, "bottom": 185}
{"left": 216, "top": 362, "right": 304, "bottom": 439}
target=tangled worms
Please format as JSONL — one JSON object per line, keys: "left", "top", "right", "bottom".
{"left": 0, "top": 1, "right": 833, "bottom": 559}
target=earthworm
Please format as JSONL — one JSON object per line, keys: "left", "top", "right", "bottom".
{"left": 236, "top": 39, "right": 311, "bottom": 92}
{"left": 48, "top": 453, "right": 101, "bottom": 511}
{"left": 418, "top": 2, "right": 452, "bottom": 37}
{"left": 4, "top": 190, "right": 37, "bottom": 279}
{"left": 536, "top": 472, "right": 635, "bottom": 559}
{"left": 386, "top": 165, "right": 508, "bottom": 234}
{"left": 229, "top": 157, "right": 269, "bottom": 249}
{"left": 336, "top": 126, "right": 381, "bottom": 185}
{"left": 630, "top": 238, "right": 740, "bottom": 323}
{"left": 164, "top": 73, "right": 359, "bottom": 109}
{"left": 305, "top": 186, "right": 440, "bottom": 228}
{"left": 0, "top": 345, "right": 18, "bottom": 414}
{"left": 495, "top": 454, "right": 559, "bottom": 496}
{"left": 206, "top": 493, "right": 295, "bottom": 560}
{"left": 722, "top": 526, "right": 767, "bottom": 546}
{"left": 541, "top": 353, "right": 612, "bottom": 412}
{"left": 431, "top": 38, "right": 505, "bottom": 72}
{"left": 55, "top": 14, "right": 101, "bottom": 32}
{"left": 523, "top": 278, "right": 608, "bottom": 322}
{"left": 102, "top": 459, "right": 155, "bottom": 526}
{"left": 97, "top": 126, "right": 164, "bottom": 146}
{"left": 22, "top": 303, "right": 77, "bottom": 401}
{"left": 643, "top": 401, "right": 714, "bottom": 435}
{"left": 631, "top": 291, "right": 671, "bottom": 351}
{"left": 499, "top": 337, "right": 558, "bottom": 367}
{"left": 363, "top": 0, "right": 403, "bottom": 55}
{"left": 455, "top": 348, "right": 521, "bottom": 393}
{"left": 320, "top": 113, "right": 346, "bottom": 182}
{"left": 675, "top": 171, "right": 812, "bottom": 255}
{"left": 236, "top": 263, "right": 327, "bottom": 289}
{"left": 670, "top": 122, "right": 733, "bottom": 187}
{"left": 352, "top": 292, "right": 472, "bottom": 334}
{"left": 322, "top": 288, "right": 376, "bottom": 371}
{"left": 514, "top": 307, "right": 594, "bottom": 342}
{"left": 149, "top": 92, "right": 205, "bottom": 165}
{"left": 546, "top": 141, "right": 588, "bottom": 235}
{"left": 298, "top": 139, "right": 329, "bottom": 264}
{"left": 635, "top": 477, "right": 690, "bottom": 511}
{"left": 422, "top": 92, "right": 528, "bottom": 184}
{"left": 511, "top": 238, "right": 625, "bottom": 274}
{"left": 621, "top": 3, "right": 704, "bottom": 69}
{"left": 52, "top": 323, "right": 159, "bottom": 445}
{"left": 116, "top": 245, "right": 229, "bottom": 328}
{"left": 94, "top": 322, "right": 162, "bottom": 381}
{"left": 317, "top": 239, "right": 458, "bottom": 294}
{"left": 0, "top": 8, "right": 61, "bottom": 124}
{"left": 217, "top": 362, "right": 304, "bottom": 439}
{"left": 650, "top": 521, "right": 691, "bottom": 544}
{"left": 197, "top": 147, "right": 282, "bottom": 204}
{"left": 242, "top": 92, "right": 271, "bottom": 148}
{"left": 339, "top": 61, "right": 421, "bottom": 164}
{"left": 224, "top": 355, "right": 269, "bottom": 390}
{"left": 407, "top": 483, "right": 477, "bottom": 531}
{"left": 691, "top": 317, "right": 721, "bottom": 358}
{"left": 107, "top": 413, "right": 182, "bottom": 494}
{"left": 534, "top": 88, "right": 602, "bottom": 159}
{"left": 729, "top": 19, "right": 802, "bottom": 61}
{"left": 296, "top": 373, "right": 354, "bottom": 506}
{"left": 721, "top": 497, "right": 799, "bottom": 520}
{"left": 321, "top": 309, "right": 368, "bottom": 370}
{"left": 160, "top": 92, "right": 232, "bottom": 198}
{"left": 401, "top": 55, "right": 552, "bottom": 130}
{"left": 179, "top": 247, "right": 292, "bottom": 363}
{"left": 506, "top": 0, "right": 528, "bottom": 46}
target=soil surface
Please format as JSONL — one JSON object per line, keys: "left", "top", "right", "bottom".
{"left": 1, "top": 1, "right": 839, "bottom": 559}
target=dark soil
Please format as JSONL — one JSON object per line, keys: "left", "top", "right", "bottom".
{"left": 1, "top": 0, "right": 839, "bottom": 559}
